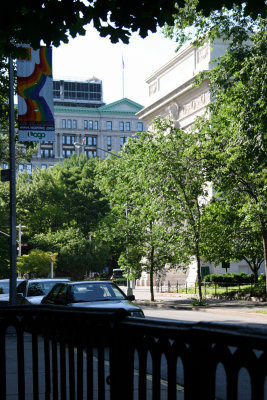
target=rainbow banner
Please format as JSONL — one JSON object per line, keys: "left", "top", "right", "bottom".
{"left": 17, "top": 46, "right": 55, "bottom": 142}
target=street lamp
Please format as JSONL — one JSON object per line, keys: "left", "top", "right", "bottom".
{"left": 74, "top": 140, "right": 134, "bottom": 296}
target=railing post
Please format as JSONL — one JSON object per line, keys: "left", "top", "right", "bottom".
{"left": 110, "top": 323, "right": 134, "bottom": 400}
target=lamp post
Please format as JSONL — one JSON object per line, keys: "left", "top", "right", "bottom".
{"left": 74, "top": 140, "right": 133, "bottom": 296}
{"left": 17, "top": 224, "right": 26, "bottom": 257}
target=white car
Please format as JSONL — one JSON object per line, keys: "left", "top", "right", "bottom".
{"left": 0, "top": 278, "right": 69, "bottom": 305}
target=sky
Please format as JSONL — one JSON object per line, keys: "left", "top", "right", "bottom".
{"left": 52, "top": 24, "right": 178, "bottom": 106}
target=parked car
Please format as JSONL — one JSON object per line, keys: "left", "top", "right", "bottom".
{"left": 0, "top": 278, "right": 25, "bottom": 295}
{"left": 0, "top": 278, "right": 70, "bottom": 305}
{"left": 41, "top": 281, "right": 145, "bottom": 317}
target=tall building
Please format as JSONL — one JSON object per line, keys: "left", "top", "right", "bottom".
{"left": 17, "top": 78, "right": 146, "bottom": 172}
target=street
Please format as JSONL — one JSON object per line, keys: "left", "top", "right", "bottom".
{"left": 142, "top": 307, "right": 267, "bottom": 327}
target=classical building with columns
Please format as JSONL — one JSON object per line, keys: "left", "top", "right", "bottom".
{"left": 136, "top": 38, "right": 265, "bottom": 286}
{"left": 17, "top": 78, "right": 146, "bottom": 173}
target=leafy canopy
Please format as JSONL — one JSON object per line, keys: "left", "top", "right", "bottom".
{"left": 1, "top": 0, "right": 265, "bottom": 57}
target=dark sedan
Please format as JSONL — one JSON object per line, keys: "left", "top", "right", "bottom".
{"left": 41, "top": 281, "right": 145, "bottom": 317}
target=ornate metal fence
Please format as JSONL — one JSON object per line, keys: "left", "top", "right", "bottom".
{"left": 0, "top": 306, "right": 266, "bottom": 399}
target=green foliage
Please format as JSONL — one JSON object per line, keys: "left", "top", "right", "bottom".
{"left": 203, "top": 272, "right": 254, "bottom": 285}
{"left": 31, "top": 226, "right": 110, "bottom": 280}
{"left": 163, "top": 2, "right": 265, "bottom": 50}
{"left": 17, "top": 249, "right": 57, "bottom": 277}
{"left": 118, "top": 247, "right": 143, "bottom": 279}
{"left": 191, "top": 24, "right": 267, "bottom": 291}
{"left": 2, "top": 0, "right": 264, "bottom": 57}
{"left": 191, "top": 297, "right": 207, "bottom": 306}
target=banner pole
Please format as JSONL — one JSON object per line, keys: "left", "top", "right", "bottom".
{"left": 9, "top": 56, "right": 17, "bottom": 305}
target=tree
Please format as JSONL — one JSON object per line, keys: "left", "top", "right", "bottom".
{"left": 96, "top": 140, "right": 182, "bottom": 301}
{"left": 163, "top": 1, "right": 266, "bottom": 50}
{"left": 1, "top": 0, "right": 265, "bottom": 57}
{"left": 142, "top": 118, "right": 210, "bottom": 301}
{"left": 17, "top": 249, "right": 57, "bottom": 277}
{"left": 192, "top": 24, "right": 267, "bottom": 291}
{"left": 201, "top": 198, "right": 264, "bottom": 282}
{"left": 30, "top": 226, "right": 110, "bottom": 280}
{"left": 5, "top": 154, "right": 111, "bottom": 279}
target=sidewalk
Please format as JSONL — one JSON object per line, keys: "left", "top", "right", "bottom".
{"left": 121, "top": 286, "right": 267, "bottom": 318}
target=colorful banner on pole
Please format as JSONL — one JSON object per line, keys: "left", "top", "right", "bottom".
{"left": 17, "top": 46, "right": 55, "bottom": 142}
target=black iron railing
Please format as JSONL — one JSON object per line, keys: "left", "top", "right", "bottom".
{"left": 0, "top": 306, "right": 266, "bottom": 399}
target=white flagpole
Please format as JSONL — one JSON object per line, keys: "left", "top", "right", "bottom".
{"left": 122, "top": 54, "right": 125, "bottom": 98}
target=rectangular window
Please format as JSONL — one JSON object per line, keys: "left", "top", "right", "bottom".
{"left": 120, "top": 137, "right": 127, "bottom": 147}
{"left": 62, "top": 119, "right": 66, "bottom": 129}
{"left": 62, "top": 136, "right": 75, "bottom": 145}
{"left": 18, "top": 164, "right": 24, "bottom": 174}
{"left": 126, "top": 122, "right": 131, "bottom": 131}
{"left": 41, "top": 149, "right": 54, "bottom": 158}
{"left": 85, "top": 150, "right": 96, "bottom": 158}
{"left": 107, "top": 136, "right": 111, "bottom": 146}
{"left": 137, "top": 122, "right": 143, "bottom": 132}
{"left": 94, "top": 121, "right": 99, "bottom": 130}
{"left": 89, "top": 120, "right": 93, "bottom": 130}
{"left": 73, "top": 120, "right": 77, "bottom": 129}
{"left": 41, "top": 164, "right": 47, "bottom": 170}
{"left": 86, "top": 136, "right": 97, "bottom": 146}
{"left": 26, "top": 164, "right": 32, "bottom": 174}
{"left": 84, "top": 120, "right": 88, "bottom": 129}
{"left": 119, "top": 122, "right": 124, "bottom": 131}
{"left": 62, "top": 149, "right": 75, "bottom": 158}
{"left": 67, "top": 119, "right": 72, "bottom": 129}
{"left": 106, "top": 121, "right": 112, "bottom": 130}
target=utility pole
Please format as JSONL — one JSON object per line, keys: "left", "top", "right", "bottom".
{"left": 9, "top": 56, "right": 17, "bottom": 306}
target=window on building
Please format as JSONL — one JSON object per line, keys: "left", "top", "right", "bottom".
{"left": 106, "top": 121, "right": 112, "bottom": 130}
{"left": 3, "top": 163, "right": 8, "bottom": 169}
{"left": 85, "top": 150, "right": 96, "bottom": 158}
{"left": 18, "top": 164, "right": 24, "bottom": 174}
{"left": 107, "top": 136, "right": 112, "bottom": 146}
{"left": 126, "top": 122, "right": 131, "bottom": 131}
{"left": 89, "top": 120, "right": 93, "bottom": 130}
{"left": 53, "top": 81, "right": 61, "bottom": 99}
{"left": 84, "top": 120, "right": 88, "bottom": 129}
{"left": 120, "top": 137, "right": 127, "bottom": 147}
{"left": 26, "top": 164, "right": 32, "bottom": 174}
{"left": 86, "top": 136, "right": 97, "bottom": 146}
{"left": 41, "top": 165, "right": 47, "bottom": 170}
{"left": 94, "top": 121, "right": 99, "bottom": 130}
{"left": 137, "top": 122, "right": 143, "bottom": 132}
{"left": 119, "top": 122, "right": 124, "bottom": 131}
{"left": 62, "top": 149, "right": 75, "bottom": 158}
{"left": 73, "top": 120, "right": 77, "bottom": 129}
{"left": 62, "top": 135, "right": 75, "bottom": 145}
{"left": 41, "top": 149, "right": 54, "bottom": 158}
{"left": 62, "top": 119, "right": 66, "bottom": 129}
{"left": 67, "top": 119, "right": 72, "bottom": 129}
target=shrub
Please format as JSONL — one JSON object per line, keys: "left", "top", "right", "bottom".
{"left": 203, "top": 272, "right": 254, "bottom": 286}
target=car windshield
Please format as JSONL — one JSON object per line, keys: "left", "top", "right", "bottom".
{"left": 70, "top": 283, "right": 126, "bottom": 303}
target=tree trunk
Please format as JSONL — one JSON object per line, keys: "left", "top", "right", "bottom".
{"left": 150, "top": 246, "right": 155, "bottom": 302}
{"left": 262, "top": 231, "right": 267, "bottom": 296}
{"left": 196, "top": 242, "right": 202, "bottom": 301}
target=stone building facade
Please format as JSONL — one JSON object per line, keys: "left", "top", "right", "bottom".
{"left": 17, "top": 94, "right": 145, "bottom": 173}
{"left": 136, "top": 38, "right": 265, "bottom": 285}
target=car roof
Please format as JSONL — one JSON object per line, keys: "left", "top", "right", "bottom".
{"left": 25, "top": 278, "right": 70, "bottom": 283}
{"left": 60, "top": 281, "right": 112, "bottom": 286}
